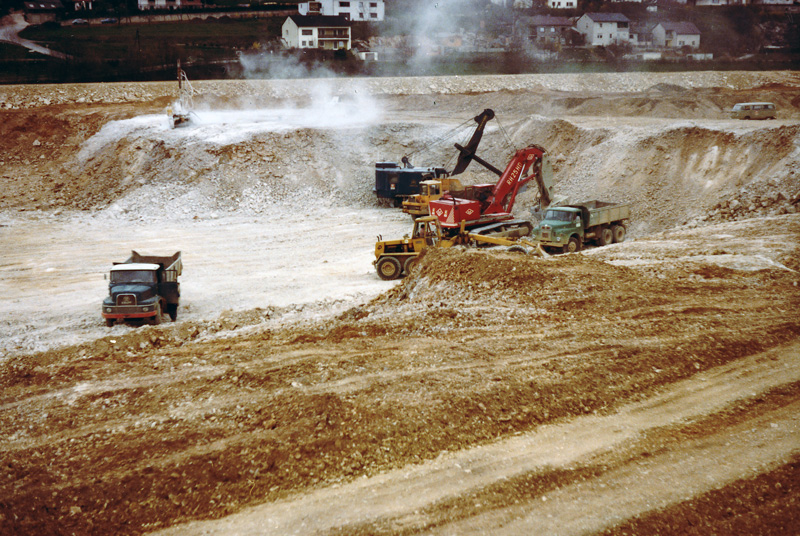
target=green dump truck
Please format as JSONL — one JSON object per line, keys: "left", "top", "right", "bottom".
{"left": 532, "top": 201, "right": 631, "bottom": 253}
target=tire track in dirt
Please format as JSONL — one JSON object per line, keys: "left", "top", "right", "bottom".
{"left": 153, "top": 340, "right": 800, "bottom": 536}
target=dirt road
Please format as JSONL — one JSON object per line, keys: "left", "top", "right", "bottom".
{"left": 1, "top": 71, "right": 799, "bottom": 535}
{"left": 154, "top": 341, "right": 800, "bottom": 536}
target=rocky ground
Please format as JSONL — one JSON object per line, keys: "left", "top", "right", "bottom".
{"left": 0, "top": 71, "right": 799, "bottom": 535}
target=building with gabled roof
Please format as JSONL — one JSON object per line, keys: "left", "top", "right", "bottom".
{"left": 653, "top": 21, "right": 701, "bottom": 48}
{"left": 282, "top": 15, "right": 352, "bottom": 50}
{"left": 576, "top": 13, "right": 631, "bottom": 46}
{"left": 517, "top": 15, "right": 574, "bottom": 45}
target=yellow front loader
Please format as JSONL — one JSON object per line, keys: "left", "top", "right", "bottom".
{"left": 374, "top": 216, "right": 547, "bottom": 280}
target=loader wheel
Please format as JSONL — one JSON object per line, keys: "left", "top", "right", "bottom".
{"left": 612, "top": 224, "right": 626, "bottom": 243}
{"left": 563, "top": 236, "right": 581, "bottom": 254}
{"left": 403, "top": 255, "right": 418, "bottom": 275}
{"left": 377, "top": 256, "right": 402, "bottom": 281}
{"left": 598, "top": 227, "right": 613, "bottom": 247}
{"left": 507, "top": 245, "right": 528, "bottom": 254}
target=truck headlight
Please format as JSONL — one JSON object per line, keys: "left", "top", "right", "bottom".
{"left": 105, "top": 307, "right": 112, "bottom": 313}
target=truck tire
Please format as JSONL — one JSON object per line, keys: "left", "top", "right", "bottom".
{"left": 377, "top": 256, "right": 402, "bottom": 281}
{"left": 105, "top": 318, "right": 115, "bottom": 327}
{"left": 563, "top": 236, "right": 581, "bottom": 254}
{"left": 403, "top": 255, "right": 418, "bottom": 275}
{"left": 598, "top": 227, "right": 613, "bottom": 247}
{"left": 168, "top": 304, "right": 178, "bottom": 322}
{"left": 151, "top": 302, "right": 162, "bottom": 325}
{"left": 612, "top": 224, "right": 626, "bottom": 243}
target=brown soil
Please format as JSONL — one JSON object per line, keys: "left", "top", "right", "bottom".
{"left": 0, "top": 71, "right": 799, "bottom": 535}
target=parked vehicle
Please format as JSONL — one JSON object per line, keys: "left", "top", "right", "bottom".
{"left": 101, "top": 17, "right": 118, "bottom": 24}
{"left": 102, "top": 251, "right": 182, "bottom": 326}
{"left": 531, "top": 201, "right": 631, "bottom": 253}
{"left": 71, "top": 18, "right": 88, "bottom": 25}
{"left": 729, "top": 102, "right": 777, "bottom": 120}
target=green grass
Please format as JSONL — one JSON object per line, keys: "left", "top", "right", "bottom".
{"left": 20, "top": 18, "right": 283, "bottom": 64}
{"left": 0, "top": 42, "right": 40, "bottom": 60}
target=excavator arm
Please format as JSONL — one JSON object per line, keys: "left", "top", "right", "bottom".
{"left": 484, "top": 144, "right": 551, "bottom": 215}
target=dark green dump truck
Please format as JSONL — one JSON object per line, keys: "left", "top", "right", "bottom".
{"left": 102, "top": 251, "right": 182, "bottom": 326}
{"left": 532, "top": 201, "right": 631, "bottom": 253}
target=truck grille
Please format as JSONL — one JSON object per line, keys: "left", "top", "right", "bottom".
{"left": 117, "top": 294, "right": 136, "bottom": 306}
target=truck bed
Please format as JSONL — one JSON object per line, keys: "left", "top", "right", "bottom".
{"left": 567, "top": 201, "right": 631, "bottom": 228}
{"left": 127, "top": 251, "right": 182, "bottom": 276}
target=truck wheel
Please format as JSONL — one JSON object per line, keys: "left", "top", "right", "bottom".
{"left": 105, "top": 318, "right": 115, "bottom": 327}
{"left": 612, "top": 224, "right": 626, "bottom": 243}
{"left": 403, "top": 255, "right": 418, "bottom": 275}
{"left": 168, "top": 304, "right": 178, "bottom": 322}
{"left": 563, "top": 236, "right": 581, "bottom": 254}
{"left": 377, "top": 256, "right": 402, "bottom": 281}
{"left": 151, "top": 303, "right": 162, "bottom": 325}
{"left": 598, "top": 227, "right": 613, "bottom": 247}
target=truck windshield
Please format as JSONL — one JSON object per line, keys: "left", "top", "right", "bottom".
{"left": 544, "top": 210, "right": 575, "bottom": 222}
{"left": 111, "top": 270, "right": 157, "bottom": 284}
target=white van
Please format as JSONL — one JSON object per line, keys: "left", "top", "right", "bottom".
{"left": 729, "top": 102, "right": 777, "bottom": 120}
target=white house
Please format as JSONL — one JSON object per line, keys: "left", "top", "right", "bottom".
{"left": 576, "top": 13, "right": 631, "bottom": 46}
{"left": 652, "top": 21, "right": 701, "bottom": 48}
{"left": 282, "top": 15, "right": 352, "bottom": 50}
{"left": 298, "top": 0, "right": 384, "bottom": 22}
{"left": 546, "top": 0, "right": 577, "bottom": 8}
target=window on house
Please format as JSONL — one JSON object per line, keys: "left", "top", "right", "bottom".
{"left": 302, "top": 29, "right": 312, "bottom": 35}
{"left": 339, "top": 1, "right": 350, "bottom": 6}
{"left": 370, "top": 1, "right": 376, "bottom": 6}
{"left": 371, "top": 13, "right": 377, "bottom": 18}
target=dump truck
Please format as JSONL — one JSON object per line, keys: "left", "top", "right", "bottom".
{"left": 102, "top": 251, "right": 182, "bottom": 326}
{"left": 374, "top": 216, "right": 544, "bottom": 280}
{"left": 531, "top": 201, "right": 631, "bottom": 254}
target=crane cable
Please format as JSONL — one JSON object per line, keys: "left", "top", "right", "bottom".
{"left": 494, "top": 114, "right": 518, "bottom": 155}
{"left": 401, "top": 115, "right": 484, "bottom": 165}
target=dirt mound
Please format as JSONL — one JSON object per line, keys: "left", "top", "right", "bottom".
{"left": 514, "top": 118, "right": 800, "bottom": 234}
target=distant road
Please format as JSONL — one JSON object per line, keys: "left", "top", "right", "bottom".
{"left": 0, "top": 12, "right": 71, "bottom": 59}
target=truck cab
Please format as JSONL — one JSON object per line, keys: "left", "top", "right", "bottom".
{"left": 532, "top": 207, "right": 584, "bottom": 253}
